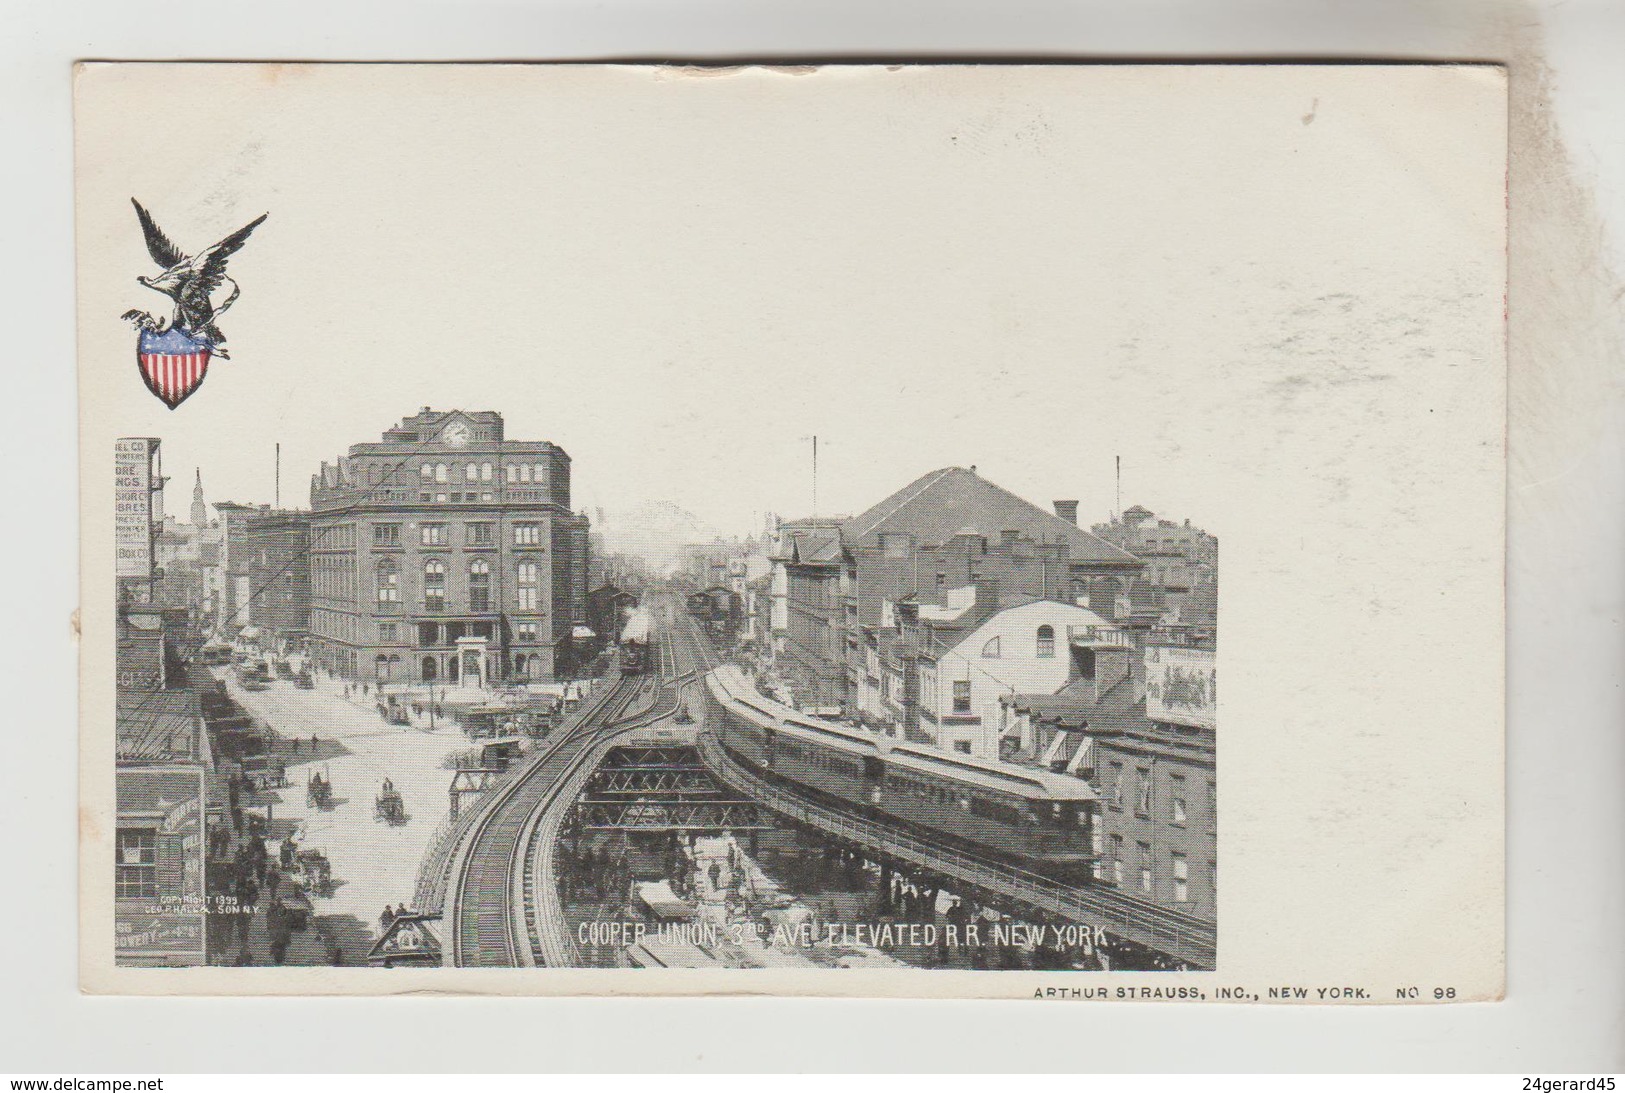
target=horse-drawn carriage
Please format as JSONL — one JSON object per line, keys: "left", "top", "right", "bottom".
{"left": 290, "top": 848, "right": 333, "bottom": 897}
{"left": 306, "top": 772, "right": 334, "bottom": 810}
{"left": 375, "top": 786, "right": 406, "bottom": 825}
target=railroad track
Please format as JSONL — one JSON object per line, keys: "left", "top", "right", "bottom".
{"left": 444, "top": 674, "right": 654, "bottom": 968}
{"left": 445, "top": 601, "right": 715, "bottom": 968}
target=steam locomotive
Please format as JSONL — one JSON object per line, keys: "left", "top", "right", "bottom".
{"left": 619, "top": 606, "right": 653, "bottom": 676}
{"left": 703, "top": 665, "right": 1098, "bottom": 877}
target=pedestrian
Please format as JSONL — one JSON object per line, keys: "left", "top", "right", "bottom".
{"left": 265, "top": 864, "right": 280, "bottom": 898}
{"left": 310, "top": 734, "right": 319, "bottom": 750}
{"left": 395, "top": 902, "right": 408, "bottom": 920}
{"left": 291, "top": 737, "right": 300, "bottom": 754}
{"left": 380, "top": 905, "right": 395, "bottom": 932}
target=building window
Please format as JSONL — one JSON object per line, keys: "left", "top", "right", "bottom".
{"left": 465, "top": 463, "right": 478, "bottom": 483}
{"left": 952, "top": 679, "right": 971, "bottom": 713}
{"left": 378, "top": 623, "right": 397, "bottom": 642}
{"left": 506, "top": 464, "right": 518, "bottom": 483}
{"left": 1172, "top": 853, "right": 1189, "bottom": 902}
{"left": 435, "top": 493, "right": 448, "bottom": 503}
{"left": 1135, "top": 767, "right": 1153, "bottom": 817}
{"left": 434, "top": 463, "right": 448, "bottom": 484}
{"left": 420, "top": 523, "right": 445, "bottom": 546}
{"left": 1108, "top": 761, "right": 1124, "bottom": 807}
{"left": 375, "top": 653, "right": 391, "bottom": 681}
{"left": 533, "top": 463, "right": 546, "bottom": 483}
{"left": 981, "top": 637, "right": 1001, "bottom": 658}
{"left": 1138, "top": 841, "right": 1153, "bottom": 894}
{"left": 469, "top": 559, "right": 492, "bottom": 612}
{"left": 881, "top": 533, "right": 910, "bottom": 559}
{"left": 1171, "top": 775, "right": 1187, "bottom": 824}
{"left": 1110, "top": 835, "right": 1123, "bottom": 886}
{"left": 372, "top": 523, "right": 401, "bottom": 548}
{"left": 375, "top": 559, "right": 400, "bottom": 604}
{"left": 954, "top": 741, "right": 972, "bottom": 755}
{"left": 1036, "top": 624, "right": 1055, "bottom": 657}
{"left": 481, "top": 462, "right": 493, "bottom": 482}
{"left": 420, "top": 463, "right": 433, "bottom": 481}
{"left": 516, "top": 562, "right": 538, "bottom": 610}
{"left": 520, "top": 464, "right": 533, "bottom": 483}
{"left": 467, "top": 522, "right": 494, "bottom": 547}
{"left": 514, "top": 523, "right": 541, "bottom": 546}
{"left": 115, "top": 829, "right": 158, "bottom": 899}
{"left": 516, "top": 622, "right": 538, "bottom": 642}
{"left": 423, "top": 559, "right": 446, "bottom": 612}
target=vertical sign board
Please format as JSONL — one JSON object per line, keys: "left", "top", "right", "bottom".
{"left": 115, "top": 438, "right": 158, "bottom": 581}
{"left": 1144, "top": 645, "right": 1217, "bottom": 730}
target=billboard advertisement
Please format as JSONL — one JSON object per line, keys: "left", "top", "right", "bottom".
{"left": 1144, "top": 645, "right": 1216, "bottom": 730}
{"left": 115, "top": 437, "right": 157, "bottom": 580}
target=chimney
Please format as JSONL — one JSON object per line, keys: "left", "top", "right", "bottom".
{"left": 1053, "top": 500, "right": 1079, "bottom": 525}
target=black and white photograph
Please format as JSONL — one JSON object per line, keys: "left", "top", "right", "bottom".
{"left": 79, "top": 62, "right": 1504, "bottom": 1001}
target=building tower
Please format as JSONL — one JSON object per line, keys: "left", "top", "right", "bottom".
{"left": 190, "top": 468, "right": 208, "bottom": 527}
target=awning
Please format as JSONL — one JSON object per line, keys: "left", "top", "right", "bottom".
{"left": 572, "top": 626, "right": 596, "bottom": 639}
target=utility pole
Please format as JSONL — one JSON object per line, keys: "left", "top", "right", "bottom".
{"left": 799, "top": 435, "right": 821, "bottom": 517}
{"left": 275, "top": 443, "right": 281, "bottom": 509}
{"left": 1115, "top": 455, "right": 1121, "bottom": 522}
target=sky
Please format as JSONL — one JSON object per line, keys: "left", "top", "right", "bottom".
{"left": 78, "top": 64, "right": 1505, "bottom": 545}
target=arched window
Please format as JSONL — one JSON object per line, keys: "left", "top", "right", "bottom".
{"left": 421, "top": 656, "right": 437, "bottom": 682}
{"left": 520, "top": 464, "right": 532, "bottom": 484}
{"left": 375, "top": 559, "right": 400, "bottom": 604}
{"left": 506, "top": 464, "right": 518, "bottom": 483}
{"left": 465, "top": 463, "right": 478, "bottom": 483}
{"left": 388, "top": 655, "right": 402, "bottom": 678}
{"left": 469, "top": 559, "right": 492, "bottom": 612}
{"left": 423, "top": 559, "right": 446, "bottom": 611}
{"left": 419, "top": 463, "right": 434, "bottom": 481}
{"left": 981, "top": 637, "right": 1001, "bottom": 658}
{"left": 432, "top": 463, "right": 447, "bottom": 483}
{"left": 481, "top": 462, "right": 493, "bottom": 482}
{"left": 1037, "top": 624, "right": 1055, "bottom": 658}
{"left": 533, "top": 463, "right": 546, "bottom": 483}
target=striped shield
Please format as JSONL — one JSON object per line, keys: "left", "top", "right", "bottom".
{"left": 137, "top": 327, "right": 213, "bottom": 409}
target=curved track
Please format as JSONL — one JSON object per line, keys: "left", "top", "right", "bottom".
{"left": 444, "top": 675, "right": 653, "bottom": 967}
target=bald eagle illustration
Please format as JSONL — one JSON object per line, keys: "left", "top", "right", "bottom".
{"left": 121, "top": 199, "right": 267, "bottom": 358}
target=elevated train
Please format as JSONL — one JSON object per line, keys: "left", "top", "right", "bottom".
{"left": 618, "top": 605, "right": 654, "bottom": 676}
{"left": 704, "top": 665, "right": 1098, "bottom": 878}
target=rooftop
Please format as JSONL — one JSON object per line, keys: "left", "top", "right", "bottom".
{"left": 842, "top": 467, "right": 1141, "bottom": 565}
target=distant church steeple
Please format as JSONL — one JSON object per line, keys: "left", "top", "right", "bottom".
{"left": 190, "top": 468, "right": 208, "bottom": 527}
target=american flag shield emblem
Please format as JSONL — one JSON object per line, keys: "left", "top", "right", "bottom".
{"left": 137, "top": 327, "right": 213, "bottom": 409}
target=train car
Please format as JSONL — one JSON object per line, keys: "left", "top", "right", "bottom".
{"left": 704, "top": 666, "right": 1097, "bottom": 877}
{"left": 619, "top": 606, "right": 654, "bottom": 676}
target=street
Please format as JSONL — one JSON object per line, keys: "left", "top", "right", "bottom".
{"left": 220, "top": 668, "right": 467, "bottom": 962}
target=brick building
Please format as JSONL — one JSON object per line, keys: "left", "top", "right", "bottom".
{"left": 769, "top": 467, "right": 1144, "bottom": 714}
{"left": 306, "top": 408, "right": 590, "bottom": 685}
{"left": 998, "top": 641, "right": 1218, "bottom": 924}
{"left": 213, "top": 503, "right": 312, "bottom": 652}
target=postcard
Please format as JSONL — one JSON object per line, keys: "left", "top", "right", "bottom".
{"left": 77, "top": 62, "right": 1506, "bottom": 998}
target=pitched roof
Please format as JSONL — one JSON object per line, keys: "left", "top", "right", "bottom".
{"left": 841, "top": 467, "right": 1140, "bottom": 565}
{"left": 777, "top": 524, "right": 842, "bottom": 565}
